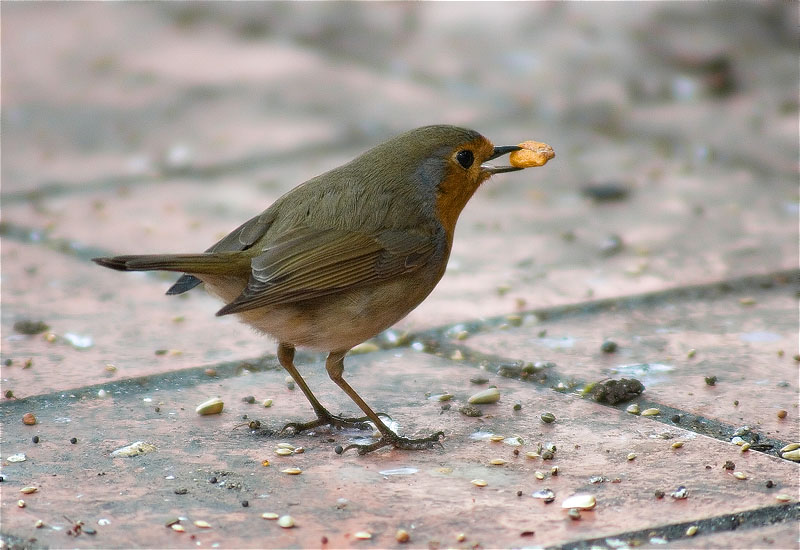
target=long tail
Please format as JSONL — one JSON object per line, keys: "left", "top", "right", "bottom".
{"left": 92, "top": 253, "right": 246, "bottom": 274}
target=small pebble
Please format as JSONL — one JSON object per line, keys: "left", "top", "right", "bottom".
{"left": 541, "top": 412, "right": 556, "bottom": 424}
{"left": 35, "top": 519, "right": 44, "bottom": 528}
{"left": 395, "top": 529, "right": 410, "bottom": 543}
{"left": 568, "top": 508, "right": 581, "bottom": 520}
{"left": 723, "top": 460, "right": 735, "bottom": 470}
{"left": 97, "top": 389, "right": 108, "bottom": 398}
{"left": 704, "top": 375, "right": 717, "bottom": 386}
{"left": 670, "top": 486, "right": 688, "bottom": 499}
{"left": 513, "top": 403, "right": 522, "bottom": 411}
{"left": 626, "top": 404, "right": 640, "bottom": 415}
{"left": 22, "top": 413, "right": 37, "bottom": 426}
{"left": 671, "top": 414, "right": 681, "bottom": 423}
{"left": 550, "top": 466, "right": 559, "bottom": 476}
{"left": 532, "top": 489, "right": 555, "bottom": 502}
{"left": 766, "top": 480, "right": 774, "bottom": 488}
{"left": 70, "top": 437, "right": 78, "bottom": 444}
{"left": 777, "top": 409, "right": 787, "bottom": 419}
{"left": 242, "top": 395, "right": 255, "bottom": 404}
{"left": 456, "top": 533, "right": 467, "bottom": 542}
{"left": 241, "top": 500, "right": 249, "bottom": 508}
{"left": 285, "top": 376, "right": 295, "bottom": 390}
{"left": 32, "top": 435, "right": 40, "bottom": 444}
{"left": 654, "top": 489, "right": 665, "bottom": 499}
{"left": 17, "top": 500, "right": 26, "bottom": 508}
{"left": 600, "top": 340, "right": 618, "bottom": 353}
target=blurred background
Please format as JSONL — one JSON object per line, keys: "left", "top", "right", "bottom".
{"left": 2, "top": 1, "right": 798, "bottom": 329}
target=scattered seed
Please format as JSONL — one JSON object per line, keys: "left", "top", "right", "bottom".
{"left": 641, "top": 408, "right": 660, "bottom": 416}
{"left": 568, "top": 508, "right": 581, "bottom": 520}
{"left": 165, "top": 518, "right": 181, "bottom": 527}
{"left": 489, "top": 435, "right": 505, "bottom": 442}
{"left": 780, "top": 443, "right": 799, "bottom": 453}
{"left": 740, "top": 443, "right": 751, "bottom": 452}
{"left": 541, "top": 412, "right": 556, "bottom": 424}
{"left": 671, "top": 441, "right": 684, "bottom": 449}
{"left": 489, "top": 458, "right": 507, "bottom": 465}
{"left": 194, "top": 520, "right": 211, "bottom": 528}
{"left": 262, "top": 512, "right": 279, "bottom": 520}
{"left": 627, "top": 453, "right": 636, "bottom": 461}
{"left": 687, "top": 349, "right": 697, "bottom": 358}
{"left": 437, "top": 393, "right": 453, "bottom": 402}
{"left": 294, "top": 447, "right": 305, "bottom": 454}
{"left": 777, "top": 410, "right": 787, "bottom": 419}
{"left": 531, "top": 489, "right": 555, "bottom": 502}
{"left": 195, "top": 397, "right": 224, "bottom": 415}
{"left": 275, "top": 448, "right": 293, "bottom": 456}
{"left": 733, "top": 471, "right": 747, "bottom": 480}
{"left": 471, "top": 479, "right": 488, "bottom": 487}
{"left": 551, "top": 466, "right": 559, "bottom": 476}
{"left": 35, "top": 519, "right": 44, "bottom": 528}
{"left": 775, "top": 494, "right": 791, "bottom": 502}
{"left": 278, "top": 515, "right": 295, "bottom": 528}
{"left": 525, "top": 451, "right": 540, "bottom": 459}
{"left": 468, "top": 387, "right": 500, "bottom": 404}
{"left": 171, "top": 524, "right": 185, "bottom": 532}
{"left": 456, "top": 533, "right": 467, "bottom": 542}
{"left": 17, "top": 500, "right": 25, "bottom": 508}
{"left": 354, "top": 531, "right": 372, "bottom": 540}
{"left": 20, "top": 486, "right": 37, "bottom": 494}
{"left": 626, "top": 404, "right": 640, "bottom": 415}
{"left": 276, "top": 442, "right": 296, "bottom": 450}
{"left": 395, "top": 528, "right": 410, "bottom": 543}
{"left": 7, "top": 453, "right": 27, "bottom": 462}
{"left": 97, "top": 389, "right": 109, "bottom": 399}
{"left": 513, "top": 403, "right": 522, "bottom": 411}
{"left": 781, "top": 449, "right": 800, "bottom": 461}
{"left": 686, "top": 525, "right": 698, "bottom": 537}
{"left": 22, "top": 413, "right": 37, "bottom": 425}
{"left": 262, "top": 398, "right": 273, "bottom": 408}
{"left": 282, "top": 468, "right": 302, "bottom": 475}
{"left": 534, "top": 471, "right": 545, "bottom": 480}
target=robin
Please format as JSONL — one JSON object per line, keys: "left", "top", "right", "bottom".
{"left": 94, "top": 125, "right": 554, "bottom": 454}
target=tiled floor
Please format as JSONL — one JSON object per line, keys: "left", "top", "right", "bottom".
{"left": 2, "top": 3, "right": 798, "bottom": 549}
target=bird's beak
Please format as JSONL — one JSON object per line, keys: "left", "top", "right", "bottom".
{"left": 481, "top": 145, "right": 523, "bottom": 174}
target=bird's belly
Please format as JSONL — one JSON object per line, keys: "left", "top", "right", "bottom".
{"left": 234, "top": 274, "right": 440, "bottom": 351}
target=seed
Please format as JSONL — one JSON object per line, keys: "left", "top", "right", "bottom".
{"left": 293, "top": 447, "right": 305, "bottom": 454}
{"left": 275, "top": 448, "right": 293, "bottom": 456}
{"left": 17, "top": 500, "right": 25, "bottom": 508}
{"left": 468, "top": 387, "right": 500, "bottom": 404}
{"left": 740, "top": 443, "right": 750, "bottom": 452}
{"left": 277, "top": 443, "right": 296, "bottom": 450}
{"left": 263, "top": 399, "right": 273, "bottom": 408}
{"left": 262, "top": 512, "right": 279, "bottom": 520}
{"left": 456, "top": 533, "right": 467, "bottom": 542}
{"left": 780, "top": 443, "right": 799, "bottom": 453}
{"left": 171, "top": 524, "right": 185, "bottom": 532}
{"left": 509, "top": 141, "right": 555, "bottom": 168}
{"left": 354, "top": 531, "right": 372, "bottom": 540}
{"left": 540, "top": 412, "right": 556, "bottom": 424}
{"left": 204, "top": 368, "right": 217, "bottom": 377}
{"left": 671, "top": 441, "right": 684, "bottom": 449}
{"left": 471, "top": 479, "right": 487, "bottom": 487}
{"left": 626, "top": 404, "right": 640, "bottom": 415}
{"left": 489, "top": 435, "right": 505, "bottom": 442}
{"left": 641, "top": 408, "right": 660, "bottom": 416}
{"left": 686, "top": 525, "right": 698, "bottom": 536}
{"left": 775, "top": 494, "right": 791, "bottom": 502}
{"left": 35, "top": 519, "right": 44, "bottom": 528}
{"left": 282, "top": 468, "right": 302, "bottom": 475}
{"left": 513, "top": 403, "right": 522, "bottom": 411}
{"left": 395, "top": 528, "right": 410, "bottom": 543}
{"left": 687, "top": 349, "right": 697, "bottom": 358}
{"left": 278, "top": 515, "right": 295, "bottom": 528}
{"left": 195, "top": 397, "right": 224, "bottom": 415}
{"left": 525, "top": 451, "right": 540, "bottom": 459}
{"left": 535, "top": 471, "right": 545, "bottom": 480}
{"left": 568, "top": 508, "right": 581, "bottom": 520}
{"left": 781, "top": 449, "right": 800, "bottom": 462}
{"left": 97, "top": 389, "right": 108, "bottom": 398}
{"left": 733, "top": 471, "right": 747, "bottom": 480}
{"left": 777, "top": 410, "right": 787, "bottom": 419}
{"left": 20, "top": 487, "right": 37, "bottom": 494}
{"left": 165, "top": 518, "right": 181, "bottom": 527}
{"left": 551, "top": 466, "right": 559, "bottom": 476}
{"left": 489, "top": 458, "right": 506, "bottom": 465}
{"left": 561, "top": 494, "right": 596, "bottom": 510}
{"left": 627, "top": 453, "right": 636, "bottom": 461}
{"left": 22, "top": 413, "right": 37, "bottom": 425}
{"left": 194, "top": 520, "right": 211, "bottom": 528}
{"left": 437, "top": 394, "right": 453, "bottom": 402}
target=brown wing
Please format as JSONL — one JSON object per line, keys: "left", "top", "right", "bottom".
{"left": 215, "top": 226, "right": 437, "bottom": 315}
{"left": 167, "top": 208, "right": 278, "bottom": 295}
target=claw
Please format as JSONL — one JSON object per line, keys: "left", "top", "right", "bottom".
{"left": 338, "top": 431, "right": 445, "bottom": 455}
{"left": 280, "top": 411, "right": 391, "bottom": 434}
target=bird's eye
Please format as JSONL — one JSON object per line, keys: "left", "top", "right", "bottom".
{"left": 456, "top": 149, "right": 474, "bottom": 169}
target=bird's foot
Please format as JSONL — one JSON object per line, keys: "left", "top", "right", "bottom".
{"left": 281, "top": 410, "right": 391, "bottom": 434}
{"left": 336, "top": 430, "right": 444, "bottom": 455}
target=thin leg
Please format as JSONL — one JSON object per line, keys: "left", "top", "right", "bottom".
{"left": 325, "top": 350, "right": 444, "bottom": 455}
{"left": 277, "top": 343, "right": 375, "bottom": 433}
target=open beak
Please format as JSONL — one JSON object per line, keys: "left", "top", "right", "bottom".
{"left": 481, "top": 145, "right": 523, "bottom": 174}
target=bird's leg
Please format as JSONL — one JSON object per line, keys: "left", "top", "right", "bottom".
{"left": 277, "top": 343, "right": 384, "bottom": 433}
{"left": 325, "top": 350, "right": 444, "bottom": 455}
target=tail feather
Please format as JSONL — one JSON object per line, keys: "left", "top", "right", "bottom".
{"left": 92, "top": 253, "right": 245, "bottom": 274}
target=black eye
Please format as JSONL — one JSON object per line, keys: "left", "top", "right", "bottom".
{"left": 456, "top": 149, "right": 474, "bottom": 169}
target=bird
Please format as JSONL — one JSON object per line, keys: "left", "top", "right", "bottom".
{"left": 93, "top": 125, "right": 554, "bottom": 454}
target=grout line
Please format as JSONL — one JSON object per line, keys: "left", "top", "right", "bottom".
{"left": 552, "top": 502, "right": 799, "bottom": 550}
